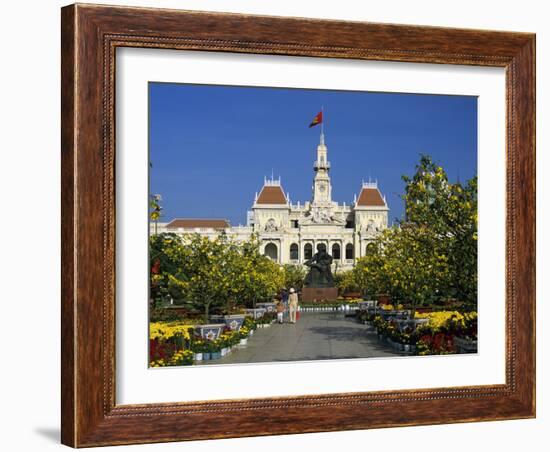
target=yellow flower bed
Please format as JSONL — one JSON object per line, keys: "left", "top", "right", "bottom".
{"left": 149, "top": 359, "right": 166, "bottom": 367}
{"left": 149, "top": 321, "right": 194, "bottom": 341}
{"left": 239, "top": 326, "right": 250, "bottom": 338}
{"left": 346, "top": 298, "right": 363, "bottom": 304}
{"left": 415, "top": 311, "right": 477, "bottom": 331}
{"left": 150, "top": 349, "right": 194, "bottom": 367}
{"left": 380, "top": 303, "right": 404, "bottom": 310}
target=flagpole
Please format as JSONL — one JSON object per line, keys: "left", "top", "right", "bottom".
{"left": 321, "top": 105, "right": 324, "bottom": 137}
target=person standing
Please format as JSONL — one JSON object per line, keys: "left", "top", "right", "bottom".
{"left": 288, "top": 288, "right": 299, "bottom": 324}
{"left": 276, "top": 301, "right": 285, "bottom": 324}
{"left": 281, "top": 288, "right": 289, "bottom": 321}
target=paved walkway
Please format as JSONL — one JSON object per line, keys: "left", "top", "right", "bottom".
{"left": 199, "top": 312, "right": 404, "bottom": 365}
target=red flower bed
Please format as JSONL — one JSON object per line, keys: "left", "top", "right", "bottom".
{"left": 417, "top": 333, "right": 456, "bottom": 355}
{"left": 149, "top": 338, "right": 177, "bottom": 362}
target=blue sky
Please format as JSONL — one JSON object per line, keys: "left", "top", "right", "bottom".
{"left": 149, "top": 83, "right": 477, "bottom": 225}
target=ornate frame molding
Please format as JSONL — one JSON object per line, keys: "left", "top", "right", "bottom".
{"left": 61, "top": 4, "right": 535, "bottom": 447}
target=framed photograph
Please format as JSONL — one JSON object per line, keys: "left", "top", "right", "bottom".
{"left": 61, "top": 3, "right": 535, "bottom": 447}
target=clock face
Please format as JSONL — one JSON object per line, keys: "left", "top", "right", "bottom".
{"left": 319, "top": 184, "right": 326, "bottom": 192}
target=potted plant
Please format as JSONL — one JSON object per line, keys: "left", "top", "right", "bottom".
{"left": 170, "top": 349, "right": 194, "bottom": 366}
{"left": 244, "top": 308, "right": 266, "bottom": 320}
{"left": 218, "top": 334, "right": 229, "bottom": 356}
{"left": 194, "top": 324, "right": 224, "bottom": 341}
{"left": 399, "top": 332, "right": 412, "bottom": 352}
{"left": 192, "top": 339, "right": 206, "bottom": 361}
{"left": 238, "top": 326, "right": 250, "bottom": 346}
{"left": 257, "top": 312, "right": 274, "bottom": 327}
{"left": 223, "top": 314, "right": 246, "bottom": 332}
{"left": 230, "top": 330, "right": 240, "bottom": 349}
{"left": 242, "top": 317, "right": 257, "bottom": 336}
{"left": 210, "top": 339, "right": 222, "bottom": 360}
{"left": 198, "top": 338, "right": 213, "bottom": 360}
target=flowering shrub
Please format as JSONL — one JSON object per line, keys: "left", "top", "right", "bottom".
{"left": 208, "top": 339, "right": 223, "bottom": 353}
{"left": 373, "top": 310, "right": 477, "bottom": 355}
{"left": 238, "top": 326, "right": 250, "bottom": 339}
{"left": 216, "top": 332, "right": 233, "bottom": 349}
{"left": 149, "top": 338, "right": 177, "bottom": 364}
{"left": 149, "top": 321, "right": 194, "bottom": 341}
{"left": 149, "top": 321, "right": 195, "bottom": 366}
{"left": 149, "top": 315, "right": 257, "bottom": 365}
{"left": 373, "top": 315, "right": 401, "bottom": 341}
{"left": 415, "top": 311, "right": 477, "bottom": 339}
{"left": 450, "top": 311, "right": 477, "bottom": 339}
{"left": 170, "top": 349, "right": 194, "bottom": 365}
{"left": 242, "top": 316, "right": 257, "bottom": 331}
{"left": 256, "top": 312, "right": 276, "bottom": 325}
{"left": 149, "top": 359, "right": 166, "bottom": 367}
{"left": 357, "top": 311, "right": 376, "bottom": 323}
{"left": 416, "top": 333, "right": 455, "bottom": 355}
{"left": 413, "top": 311, "right": 477, "bottom": 354}
{"left": 190, "top": 338, "right": 207, "bottom": 353}
{"left": 150, "top": 349, "right": 194, "bottom": 367}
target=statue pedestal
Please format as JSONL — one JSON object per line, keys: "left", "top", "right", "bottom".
{"left": 301, "top": 287, "right": 339, "bottom": 302}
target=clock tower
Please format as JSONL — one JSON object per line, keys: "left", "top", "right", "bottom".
{"left": 312, "top": 132, "right": 332, "bottom": 205}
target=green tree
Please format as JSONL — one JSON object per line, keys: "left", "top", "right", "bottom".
{"left": 150, "top": 233, "right": 287, "bottom": 319}
{"left": 149, "top": 233, "right": 187, "bottom": 307}
{"left": 352, "top": 241, "right": 390, "bottom": 298}
{"left": 402, "top": 155, "right": 477, "bottom": 305}
{"left": 352, "top": 155, "right": 477, "bottom": 309}
{"left": 379, "top": 224, "right": 449, "bottom": 309}
{"left": 281, "top": 264, "right": 306, "bottom": 291}
{"left": 334, "top": 269, "right": 359, "bottom": 295}
{"left": 235, "top": 236, "right": 285, "bottom": 308}
{"left": 150, "top": 233, "right": 241, "bottom": 321}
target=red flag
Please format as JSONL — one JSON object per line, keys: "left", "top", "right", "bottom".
{"left": 308, "top": 111, "right": 323, "bottom": 128}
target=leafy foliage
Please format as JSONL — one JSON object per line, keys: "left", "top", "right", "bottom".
{"left": 334, "top": 270, "right": 360, "bottom": 294}
{"left": 351, "top": 155, "right": 477, "bottom": 308}
{"left": 281, "top": 264, "right": 307, "bottom": 291}
{"left": 149, "top": 233, "right": 284, "bottom": 319}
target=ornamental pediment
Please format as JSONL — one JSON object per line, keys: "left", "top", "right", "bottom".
{"left": 300, "top": 207, "right": 346, "bottom": 226}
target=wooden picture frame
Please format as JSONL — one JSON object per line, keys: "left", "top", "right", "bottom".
{"left": 61, "top": 3, "right": 535, "bottom": 447}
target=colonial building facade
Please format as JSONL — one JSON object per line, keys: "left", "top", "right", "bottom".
{"left": 154, "top": 133, "right": 389, "bottom": 271}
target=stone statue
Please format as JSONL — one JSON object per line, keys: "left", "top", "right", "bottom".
{"left": 304, "top": 244, "right": 335, "bottom": 288}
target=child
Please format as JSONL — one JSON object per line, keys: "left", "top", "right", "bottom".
{"left": 276, "top": 301, "right": 285, "bottom": 324}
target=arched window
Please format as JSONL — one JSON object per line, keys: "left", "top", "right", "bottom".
{"left": 304, "top": 243, "right": 313, "bottom": 260}
{"left": 345, "top": 243, "right": 354, "bottom": 260}
{"left": 331, "top": 243, "right": 341, "bottom": 260}
{"left": 290, "top": 243, "right": 299, "bottom": 260}
{"left": 264, "top": 243, "right": 278, "bottom": 261}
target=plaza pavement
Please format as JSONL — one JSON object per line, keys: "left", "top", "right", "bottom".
{"left": 199, "top": 311, "right": 404, "bottom": 365}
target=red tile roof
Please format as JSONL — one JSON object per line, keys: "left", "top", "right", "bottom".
{"left": 166, "top": 219, "right": 230, "bottom": 229}
{"left": 356, "top": 188, "right": 386, "bottom": 206}
{"left": 256, "top": 186, "right": 287, "bottom": 205}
